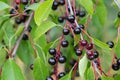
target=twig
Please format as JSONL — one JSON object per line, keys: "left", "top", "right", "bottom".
{"left": 114, "top": 0, "right": 120, "bottom": 9}
{"left": 10, "top": 12, "right": 34, "bottom": 58}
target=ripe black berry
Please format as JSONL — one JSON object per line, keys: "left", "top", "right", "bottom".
{"left": 30, "top": 64, "right": 33, "bottom": 70}
{"left": 10, "top": 9, "right": 16, "bottom": 15}
{"left": 112, "top": 63, "right": 119, "bottom": 71}
{"left": 59, "top": 0, "right": 65, "bottom": 5}
{"left": 117, "top": 58, "right": 120, "bottom": 65}
{"left": 106, "top": 41, "right": 114, "bottom": 48}
{"left": 80, "top": 40, "right": 88, "bottom": 46}
{"left": 86, "top": 43, "right": 93, "bottom": 50}
{"left": 48, "top": 57, "right": 56, "bottom": 65}
{"left": 22, "top": 34, "right": 28, "bottom": 40}
{"left": 74, "top": 27, "right": 81, "bottom": 34}
{"left": 79, "top": 24, "right": 84, "bottom": 29}
{"left": 75, "top": 49, "right": 82, "bottom": 56}
{"left": 63, "top": 29, "right": 70, "bottom": 35}
{"left": 21, "top": 0, "right": 28, "bottom": 5}
{"left": 79, "top": 11, "right": 86, "bottom": 17}
{"left": 76, "top": 10, "right": 79, "bottom": 16}
{"left": 67, "top": 15, "right": 75, "bottom": 23}
{"left": 93, "top": 51, "right": 99, "bottom": 58}
{"left": 14, "top": 5, "right": 19, "bottom": 10}
{"left": 97, "top": 77, "right": 101, "bottom": 80}
{"left": 46, "top": 76, "right": 53, "bottom": 80}
{"left": 27, "top": 26, "right": 32, "bottom": 32}
{"left": 49, "top": 48, "right": 56, "bottom": 55}
{"left": 58, "top": 72, "right": 66, "bottom": 79}
{"left": 70, "top": 59, "right": 76, "bottom": 66}
{"left": 58, "top": 56, "right": 66, "bottom": 63}
{"left": 15, "top": 17, "right": 22, "bottom": 24}
{"left": 61, "top": 40, "right": 69, "bottom": 47}
{"left": 118, "top": 12, "right": 120, "bottom": 18}
{"left": 52, "top": 1, "right": 59, "bottom": 10}
{"left": 58, "top": 17, "right": 64, "bottom": 23}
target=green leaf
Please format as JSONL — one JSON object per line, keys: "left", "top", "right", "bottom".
{"left": 14, "top": 25, "right": 24, "bottom": 37}
{"left": 79, "top": 54, "right": 88, "bottom": 80}
{"left": 33, "top": 57, "right": 49, "bottom": 80}
{"left": 0, "top": 48, "right": 7, "bottom": 67}
{"left": 27, "top": 3, "right": 39, "bottom": 10}
{"left": 17, "top": 41, "right": 34, "bottom": 65}
{"left": 92, "top": 38, "right": 111, "bottom": 50}
{"left": 34, "top": 21, "right": 56, "bottom": 41}
{"left": 116, "top": 37, "right": 120, "bottom": 57}
{"left": 77, "top": 0, "right": 94, "bottom": 15}
{"left": 96, "top": 0, "right": 107, "bottom": 25}
{"left": 100, "top": 50, "right": 113, "bottom": 72}
{"left": 101, "top": 76, "right": 114, "bottom": 80}
{"left": 0, "top": 1, "right": 9, "bottom": 11}
{"left": 86, "top": 66, "right": 95, "bottom": 80}
{"left": 34, "top": 0, "right": 53, "bottom": 26}
{"left": 114, "top": 74, "right": 120, "bottom": 80}
{"left": 1, "top": 59, "right": 25, "bottom": 80}
{"left": 60, "top": 69, "right": 72, "bottom": 80}
{"left": 114, "top": 18, "right": 120, "bottom": 27}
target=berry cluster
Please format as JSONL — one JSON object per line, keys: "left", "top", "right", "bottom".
{"left": 46, "top": 0, "right": 101, "bottom": 79}
{"left": 9, "top": 0, "right": 34, "bottom": 40}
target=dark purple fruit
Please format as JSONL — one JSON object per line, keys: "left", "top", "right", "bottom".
{"left": 106, "top": 41, "right": 114, "bottom": 48}
{"left": 61, "top": 40, "right": 69, "bottom": 47}
{"left": 80, "top": 40, "right": 88, "bottom": 46}
{"left": 112, "top": 63, "right": 119, "bottom": 71}
{"left": 79, "top": 11, "right": 86, "bottom": 17}
{"left": 86, "top": 43, "right": 93, "bottom": 50}
{"left": 21, "top": 0, "right": 28, "bottom": 5}
{"left": 48, "top": 57, "right": 56, "bottom": 65}
{"left": 49, "top": 48, "right": 56, "bottom": 55}
{"left": 67, "top": 15, "right": 75, "bottom": 23}
{"left": 58, "top": 72, "right": 65, "bottom": 79}
{"left": 58, "top": 56, "right": 66, "bottom": 63}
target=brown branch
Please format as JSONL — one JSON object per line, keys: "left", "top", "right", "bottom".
{"left": 10, "top": 12, "right": 34, "bottom": 58}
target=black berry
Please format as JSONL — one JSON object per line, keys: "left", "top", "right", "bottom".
{"left": 79, "top": 11, "right": 86, "bottom": 17}
{"left": 49, "top": 48, "right": 56, "bottom": 55}
{"left": 46, "top": 76, "right": 53, "bottom": 80}
{"left": 61, "top": 40, "right": 69, "bottom": 47}
{"left": 59, "top": 0, "right": 65, "bottom": 5}
{"left": 93, "top": 51, "right": 99, "bottom": 58}
{"left": 117, "top": 58, "right": 120, "bottom": 65}
{"left": 67, "top": 15, "right": 75, "bottom": 23}
{"left": 112, "top": 63, "right": 119, "bottom": 71}
{"left": 75, "top": 49, "right": 82, "bottom": 56}
{"left": 118, "top": 12, "right": 120, "bottom": 18}
{"left": 58, "top": 56, "right": 66, "bottom": 63}
{"left": 52, "top": 1, "right": 59, "bottom": 10}
{"left": 58, "top": 72, "right": 65, "bottom": 79}
{"left": 80, "top": 40, "right": 88, "bottom": 46}
{"left": 22, "top": 34, "right": 28, "bottom": 40}
{"left": 27, "top": 26, "right": 32, "bottom": 32}
{"left": 76, "top": 10, "right": 79, "bottom": 16}
{"left": 106, "top": 41, "right": 114, "bottom": 48}
{"left": 74, "top": 27, "right": 81, "bottom": 34}
{"left": 63, "top": 29, "right": 70, "bottom": 35}
{"left": 97, "top": 77, "right": 101, "bottom": 80}
{"left": 79, "top": 24, "right": 84, "bottom": 29}
{"left": 58, "top": 17, "right": 64, "bottom": 23}
{"left": 30, "top": 64, "right": 33, "bottom": 70}
{"left": 86, "top": 43, "right": 93, "bottom": 50}
{"left": 70, "top": 59, "right": 76, "bottom": 66}
{"left": 48, "top": 57, "right": 56, "bottom": 65}
{"left": 21, "top": 0, "right": 28, "bottom": 5}
{"left": 10, "top": 9, "right": 16, "bottom": 15}
{"left": 15, "top": 17, "right": 22, "bottom": 24}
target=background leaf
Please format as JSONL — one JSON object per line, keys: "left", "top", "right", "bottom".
{"left": 34, "top": 0, "right": 53, "bottom": 26}
{"left": 34, "top": 21, "right": 56, "bottom": 41}
{"left": 79, "top": 54, "right": 88, "bottom": 80}
{"left": 116, "top": 37, "right": 120, "bottom": 58}
{"left": 1, "top": 59, "right": 25, "bottom": 80}
{"left": 96, "top": 0, "right": 107, "bottom": 25}
{"left": 33, "top": 57, "right": 49, "bottom": 80}
{"left": 77, "top": 0, "right": 94, "bottom": 15}
{"left": 0, "top": 1, "right": 9, "bottom": 11}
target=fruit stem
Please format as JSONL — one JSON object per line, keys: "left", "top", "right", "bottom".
{"left": 10, "top": 12, "right": 34, "bottom": 58}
